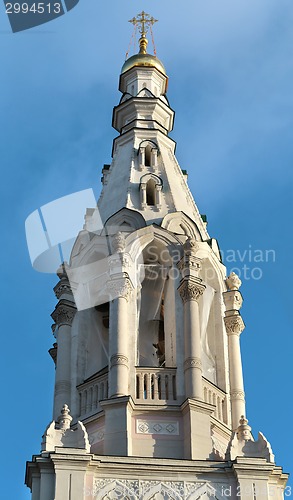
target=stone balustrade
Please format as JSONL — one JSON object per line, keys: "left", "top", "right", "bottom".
{"left": 135, "top": 367, "right": 177, "bottom": 403}
{"left": 77, "top": 371, "right": 108, "bottom": 418}
{"left": 203, "top": 377, "right": 227, "bottom": 425}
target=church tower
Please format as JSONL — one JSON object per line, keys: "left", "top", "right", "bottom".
{"left": 26, "top": 12, "right": 288, "bottom": 500}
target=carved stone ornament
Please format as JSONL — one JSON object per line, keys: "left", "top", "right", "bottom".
{"left": 178, "top": 279, "right": 205, "bottom": 303}
{"left": 136, "top": 420, "right": 179, "bottom": 435}
{"left": 223, "top": 290, "right": 243, "bottom": 312}
{"left": 183, "top": 237, "right": 200, "bottom": 255}
{"left": 111, "top": 231, "right": 126, "bottom": 253}
{"left": 107, "top": 277, "right": 133, "bottom": 301}
{"left": 236, "top": 415, "right": 252, "bottom": 441}
{"left": 224, "top": 314, "right": 245, "bottom": 335}
{"left": 227, "top": 416, "right": 275, "bottom": 462}
{"left": 177, "top": 254, "right": 201, "bottom": 274}
{"left": 109, "top": 252, "right": 131, "bottom": 270}
{"left": 54, "top": 282, "right": 73, "bottom": 300}
{"left": 230, "top": 389, "right": 245, "bottom": 400}
{"left": 184, "top": 357, "right": 202, "bottom": 371}
{"left": 51, "top": 303, "right": 76, "bottom": 326}
{"left": 54, "top": 263, "right": 74, "bottom": 299}
{"left": 41, "top": 404, "right": 90, "bottom": 452}
{"left": 226, "top": 272, "right": 242, "bottom": 291}
{"left": 92, "top": 479, "right": 222, "bottom": 500}
{"left": 110, "top": 353, "right": 129, "bottom": 368}
{"left": 57, "top": 404, "right": 72, "bottom": 430}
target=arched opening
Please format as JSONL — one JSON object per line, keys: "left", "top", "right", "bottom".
{"left": 146, "top": 178, "right": 156, "bottom": 205}
{"left": 152, "top": 292, "right": 165, "bottom": 366}
{"left": 145, "top": 145, "right": 152, "bottom": 166}
{"left": 137, "top": 240, "right": 176, "bottom": 368}
{"left": 95, "top": 301, "right": 109, "bottom": 329}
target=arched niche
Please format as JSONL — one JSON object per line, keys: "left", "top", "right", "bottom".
{"left": 140, "top": 173, "right": 163, "bottom": 209}
{"left": 138, "top": 139, "right": 159, "bottom": 169}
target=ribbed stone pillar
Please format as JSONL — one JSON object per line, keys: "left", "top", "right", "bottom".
{"left": 178, "top": 238, "right": 205, "bottom": 400}
{"left": 107, "top": 277, "right": 133, "bottom": 398}
{"left": 51, "top": 302, "right": 76, "bottom": 419}
{"left": 178, "top": 278, "right": 205, "bottom": 400}
{"left": 51, "top": 265, "right": 76, "bottom": 420}
{"left": 223, "top": 272, "right": 246, "bottom": 430}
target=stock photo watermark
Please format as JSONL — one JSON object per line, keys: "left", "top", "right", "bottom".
{"left": 25, "top": 189, "right": 277, "bottom": 314}
{"left": 3, "top": 0, "right": 79, "bottom": 32}
{"left": 220, "top": 245, "right": 276, "bottom": 281}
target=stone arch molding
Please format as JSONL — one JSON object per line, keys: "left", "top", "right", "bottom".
{"left": 140, "top": 173, "right": 163, "bottom": 187}
{"left": 104, "top": 207, "right": 146, "bottom": 235}
{"left": 138, "top": 139, "right": 159, "bottom": 152}
{"left": 161, "top": 212, "right": 203, "bottom": 241}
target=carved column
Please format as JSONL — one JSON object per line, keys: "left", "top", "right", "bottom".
{"left": 139, "top": 146, "right": 145, "bottom": 171}
{"left": 151, "top": 148, "right": 158, "bottom": 169}
{"left": 140, "top": 182, "right": 147, "bottom": 209}
{"left": 223, "top": 272, "right": 246, "bottom": 430}
{"left": 107, "top": 277, "right": 133, "bottom": 398}
{"left": 51, "top": 265, "right": 76, "bottom": 420}
{"left": 178, "top": 239, "right": 205, "bottom": 400}
{"left": 155, "top": 184, "right": 162, "bottom": 209}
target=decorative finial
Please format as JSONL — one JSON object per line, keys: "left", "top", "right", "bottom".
{"left": 237, "top": 415, "right": 252, "bottom": 441}
{"left": 57, "top": 404, "right": 72, "bottom": 430}
{"left": 226, "top": 272, "right": 242, "bottom": 291}
{"left": 129, "top": 11, "right": 158, "bottom": 55}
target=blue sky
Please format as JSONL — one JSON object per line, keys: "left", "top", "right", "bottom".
{"left": 0, "top": 1, "right": 292, "bottom": 498}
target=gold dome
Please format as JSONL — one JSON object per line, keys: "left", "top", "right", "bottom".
{"left": 121, "top": 52, "right": 166, "bottom": 75}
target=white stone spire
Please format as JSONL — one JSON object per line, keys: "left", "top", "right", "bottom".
{"left": 25, "top": 14, "right": 289, "bottom": 500}
{"left": 93, "top": 35, "right": 208, "bottom": 239}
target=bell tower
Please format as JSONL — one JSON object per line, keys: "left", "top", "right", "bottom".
{"left": 26, "top": 12, "right": 289, "bottom": 500}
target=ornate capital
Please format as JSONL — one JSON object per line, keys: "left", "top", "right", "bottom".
{"left": 178, "top": 278, "right": 206, "bottom": 303}
{"left": 51, "top": 303, "right": 76, "bottom": 326}
{"left": 224, "top": 314, "right": 245, "bottom": 335}
{"left": 110, "top": 354, "right": 129, "bottom": 368}
{"left": 107, "top": 277, "right": 133, "bottom": 301}
{"left": 184, "top": 357, "right": 202, "bottom": 371}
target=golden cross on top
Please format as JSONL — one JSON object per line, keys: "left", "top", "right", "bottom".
{"left": 129, "top": 11, "right": 158, "bottom": 37}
